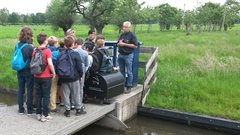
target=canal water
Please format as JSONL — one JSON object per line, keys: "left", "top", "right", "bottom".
{"left": 0, "top": 92, "right": 17, "bottom": 106}
{"left": 77, "top": 115, "right": 228, "bottom": 135}
{"left": 0, "top": 92, "right": 229, "bottom": 135}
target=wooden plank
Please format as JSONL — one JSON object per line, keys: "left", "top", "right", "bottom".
{"left": 144, "top": 63, "right": 157, "bottom": 90}
{"left": 145, "top": 47, "right": 158, "bottom": 72}
{"left": 144, "top": 60, "right": 156, "bottom": 78}
{"left": 141, "top": 87, "right": 151, "bottom": 106}
{"left": 140, "top": 47, "right": 155, "bottom": 53}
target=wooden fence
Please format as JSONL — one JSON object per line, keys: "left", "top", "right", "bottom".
{"left": 138, "top": 47, "right": 159, "bottom": 105}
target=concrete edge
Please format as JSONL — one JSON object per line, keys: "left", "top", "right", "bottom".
{"left": 138, "top": 106, "right": 240, "bottom": 135}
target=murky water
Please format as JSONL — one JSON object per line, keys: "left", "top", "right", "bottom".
{"left": 0, "top": 92, "right": 229, "bottom": 135}
{"left": 77, "top": 116, "right": 229, "bottom": 135}
{"left": 0, "top": 92, "right": 17, "bottom": 106}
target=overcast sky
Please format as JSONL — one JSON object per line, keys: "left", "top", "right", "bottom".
{"left": 0, "top": 0, "right": 226, "bottom": 14}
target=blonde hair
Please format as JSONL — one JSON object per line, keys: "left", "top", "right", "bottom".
{"left": 96, "top": 39, "right": 105, "bottom": 48}
{"left": 48, "top": 36, "right": 58, "bottom": 46}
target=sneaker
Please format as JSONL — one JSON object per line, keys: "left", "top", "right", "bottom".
{"left": 19, "top": 112, "right": 24, "bottom": 115}
{"left": 64, "top": 110, "right": 70, "bottom": 117}
{"left": 76, "top": 108, "right": 87, "bottom": 116}
{"left": 50, "top": 109, "right": 59, "bottom": 113}
{"left": 71, "top": 105, "right": 75, "bottom": 110}
{"left": 27, "top": 110, "right": 36, "bottom": 115}
{"left": 124, "top": 87, "right": 131, "bottom": 94}
{"left": 36, "top": 114, "right": 42, "bottom": 121}
{"left": 41, "top": 115, "right": 50, "bottom": 122}
{"left": 18, "top": 109, "right": 25, "bottom": 115}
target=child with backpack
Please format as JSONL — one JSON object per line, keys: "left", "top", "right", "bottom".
{"left": 31, "top": 33, "right": 56, "bottom": 122}
{"left": 73, "top": 38, "right": 89, "bottom": 111}
{"left": 11, "top": 27, "right": 34, "bottom": 115}
{"left": 57, "top": 35, "right": 85, "bottom": 117}
{"left": 47, "top": 36, "right": 59, "bottom": 113}
{"left": 93, "top": 35, "right": 116, "bottom": 73}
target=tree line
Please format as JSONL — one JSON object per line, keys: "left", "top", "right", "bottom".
{"left": 0, "top": 9, "right": 47, "bottom": 25}
{"left": 1, "top": 0, "right": 239, "bottom": 34}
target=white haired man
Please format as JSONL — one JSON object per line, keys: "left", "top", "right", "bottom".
{"left": 117, "top": 21, "right": 138, "bottom": 94}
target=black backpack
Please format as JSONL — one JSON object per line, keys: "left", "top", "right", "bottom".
{"left": 30, "top": 48, "right": 46, "bottom": 75}
{"left": 56, "top": 50, "right": 75, "bottom": 80}
{"left": 98, "top": 49, "right": 113, "bottom": 73}
{"left": 88, "top": 53, "right": 100, "bottom": 75}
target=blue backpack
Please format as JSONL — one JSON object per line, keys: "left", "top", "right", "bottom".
{"left": 48, "top": 46, "right": 59, "bottom": 67}
{"left": 56, "top": 50, "right": 75, "bottom": 79}
{"left": 52, "top": 50, "right": 59, "bottom": 66}
{"left": 11, "top": 43, "right": 28, "bottom": 71}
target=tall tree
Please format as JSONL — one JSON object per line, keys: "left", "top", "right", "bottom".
{"left": 141, "top": 7, "right": 158, "bottom": 33}
{"left": 8, "top": 12, "right": 20, "bottom": 24}
{"left": 174, "top": 9, "right": 183, "bottom": 30}
{"left": 184, "top": 10, "right": 196, "bottom": 35}
{"left": 197, "top": 2, "right": 224, "bottom": 32}
{"left": 35, "top": 13, "right": 47, "bottom": 24}
{"left": 156, "top": 4, "right": 178, "bottom": 31}
{"left": 22, "top": 14, "right": 33, "bottom": 24}
{"left": 66, "top": 0, "right": 116, "bottom": 34}
{"left": 46, "top": 0, "right": 75, "bottom": 35}
{"left": 111, "top": 0, "right": 141, "bottom": 33}
{"left": 0, "top": 8, "right": 9, "bottom": 25}
{"left": 223, "top": 0, "right": 240, "bottom": 31}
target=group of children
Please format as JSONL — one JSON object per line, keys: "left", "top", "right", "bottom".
{"left": 12, "top": 27, "right": 114, "bottom": 122}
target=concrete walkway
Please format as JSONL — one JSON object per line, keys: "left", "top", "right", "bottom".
{"left": 0, "top": 85, "right": 143, "bottom": 135}
{"left": 0, "top": 103, "right": 115, "bottom": 135}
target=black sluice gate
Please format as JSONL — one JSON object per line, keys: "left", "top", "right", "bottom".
{"left": 84, "top": 71, "right": 124, "bottom": 103}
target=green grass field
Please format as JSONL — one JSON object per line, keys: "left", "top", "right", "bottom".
{"left": 0, "top": 24, "right": 240, "bottom": 120}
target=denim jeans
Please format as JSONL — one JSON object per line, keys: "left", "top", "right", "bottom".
{"left": 118, "top": 53, "right": 134, "bottom": 87}
{"left": 34, "top": 78, "right": 51, "bottom": 117}
{"left": 17, "top": 70, "right": 34, "bottom": 113}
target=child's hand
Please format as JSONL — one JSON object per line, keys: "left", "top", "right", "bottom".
{"left": 52, "top": 74, "right": 56, "bottom": 80}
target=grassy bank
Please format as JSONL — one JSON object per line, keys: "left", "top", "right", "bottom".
{"left": 0, "top": 24, "right": 240, "bottom": 120}
{"left": 145, "top": 28, "right": 240, "bottom": 120}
